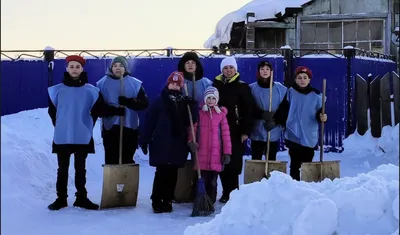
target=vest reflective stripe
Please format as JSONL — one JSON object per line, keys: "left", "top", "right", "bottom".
{"left": 249, "top": 82, "right": 287, "bottom": 142}
{"left": 48, "top": 83, "right": 99, "bottom": 145}
{"left": 284, "top": 88, "right": 323, "bottom": 148}
{"left": 96, "top": 75, "right": 142, "bottom": 130}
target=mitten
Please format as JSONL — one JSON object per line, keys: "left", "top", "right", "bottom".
{"left": 140, "top": 144, "right": 148, "bottom": 155}
{"left": 181, "top": 96, "right": 196, "bottom": 105}
{"left": 118, "top": 96, "right": 131, "bottom": 106}
{"left": 261, "top": 111, "right": 275, "bottom": 122}
{"left": 263, "top": 120, "right": 277, "bottom": 131}
{"left": 113, "top": 107, "right": 126, "bottom": 116}
{"left": 221, "top": 154, "right": 231, "bottom": 164}
{"left": 188, "top": 141, "right": 199, "bottom": 153}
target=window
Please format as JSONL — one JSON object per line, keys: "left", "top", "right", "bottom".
{"left": 255, "top": 28, "right": 286, "bottom": 49}
{"left": 300, "top": 19, "right": 385, "bottom": 54}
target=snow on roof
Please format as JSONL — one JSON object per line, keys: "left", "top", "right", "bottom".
{"left": 203, "top": 0, "right": 312, "bottom": 49}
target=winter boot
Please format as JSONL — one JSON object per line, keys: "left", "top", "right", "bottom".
{"left": 152, "top": 199, "right": 166, "bottom": 213}
{"left": 162, "top": 200, "right": 173, "bottom": 213}
{"left": 48, "top": 198, "right": 68, "bottom": 210}
{"left": 73, "top": 197, "right": 99, "bottom": 210}
{"left": 219, "top": 194, "right": 229, "bottom": 203}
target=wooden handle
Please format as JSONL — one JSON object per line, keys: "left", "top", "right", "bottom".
{"left": 319, "top": 79, "right": 326, "bottom": 163}
{"left": 119, "top": 75, "right": 124, "bottom": 165}
{"left": 265, "top": 70, "right": 274, "bottom": 177}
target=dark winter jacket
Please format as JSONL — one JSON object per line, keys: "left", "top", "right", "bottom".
{"left": 48, "top": 72, "right": 121, "bottom": 154}
{"left": 140, "top": 86, "right": 199, "bottom": 167}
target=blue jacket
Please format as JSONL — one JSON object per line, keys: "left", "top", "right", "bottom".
{"left": 141, "top": 87, "right": 199, "bottom": 167}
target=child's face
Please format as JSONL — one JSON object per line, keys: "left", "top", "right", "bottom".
{"left": 184, "top": 60, "right": 197, "bottom": 74}
{"left": 66, "top": 61, "right": 83, "bottom": 78}
{"left": 222, "top": 65, "right": 236, "bottom": 78}
{"left": 295, "top": 73, "right": 310, "bottom": 88}
{"left": 206, "top": 96, "right": 217, "bottom": 107}
{"left": 259, "top": 66, "right": 271, "bottom": 79}
{"left": 111, "top": 63, "right": 126, "bottom": 78}
{"left": 168, "top": 83, "right": 181, "bottom": 91}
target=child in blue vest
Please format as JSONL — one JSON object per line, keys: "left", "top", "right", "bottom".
{"left": 47, "top": 55, "right": 125, "bottom": 210}
{"left": 250, "top": 61, "right": 287, "bottom": 161}
{"left": 268, "top": 66, "right": 327, "bottom": 181}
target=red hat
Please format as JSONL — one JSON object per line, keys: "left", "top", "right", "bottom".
{"left": 66, "top": 55, "right": 85, "bottom": 66}
{"left": 295, "top": 66, "right": 312, "bottom": 78}
{"left": 166, "top": 71, "right": 184, "bottom": 87}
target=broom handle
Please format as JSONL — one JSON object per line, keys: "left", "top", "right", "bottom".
{"left": 119, "top": 75, "right": 124, "bottom": 165}
{"left": 319, "top": 79, "right": 326, "bottom": 163}
{"left": 265, "top": 70, "right": 274, "bottom": 177}
{"left": 184, "top": 84, "right": 202, "bottom": 179}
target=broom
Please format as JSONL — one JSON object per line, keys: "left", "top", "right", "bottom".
{"left": 183, "top": 83, "right": 215, "bottom": 217}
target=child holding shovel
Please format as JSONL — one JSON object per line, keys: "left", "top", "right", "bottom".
{"left": 269, "top": 66, "right": 327, "bottom": 181}
{"left": 139, "top": 71, "right": 198, "bottom": 213}
{"left": 188, "top": 86, "right": 232, "bottom": 205}
{"left": 250, "top": 61, "right": 287, "bottom": 161}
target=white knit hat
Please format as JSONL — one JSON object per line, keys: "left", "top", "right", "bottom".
{"left": 220, "top": 57, "right": 238, "bottom": 72}
{"left": 202, "top": 86, "right": 221, "bottom": 114}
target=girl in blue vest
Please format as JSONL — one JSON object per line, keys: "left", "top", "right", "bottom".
{"left": 140, "top": 71, "right": 198, "bottom": 213}
{"left": 270, "top": 66, "right": 328, "bottom": 181}
{"left": 47, "top": 55, "right": 125, "bottom": 210}
{"left": 177, "top": 52, "right": 212, "bottom": 103}
{"left": 250, "top": 61, "right": 287, "bottom": 161}
{"left": 96, "top": 56, "right": 149, "bottom": 165}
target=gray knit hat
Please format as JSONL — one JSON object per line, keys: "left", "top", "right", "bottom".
{"left": 109, "top": 56, "right": 130, "bottom": 75}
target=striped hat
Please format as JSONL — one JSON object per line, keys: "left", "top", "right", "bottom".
{"left": 202, "top": 86, "right": 221, "bottom": 113}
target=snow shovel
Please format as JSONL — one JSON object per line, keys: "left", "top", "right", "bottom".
{"left": 301, "top": 79, "right": 340, "bottom": 182}
{"left": 244, "top": 70, "right": 287, "bottom": 184}
{"left": 183, "top": 84, "right": 214, "bottom": 217}
{"left": 174, "top": 74, "right": 196, "bottom": 203}
{"left": 100, "top": 73, "right": 140, "bottom": 209}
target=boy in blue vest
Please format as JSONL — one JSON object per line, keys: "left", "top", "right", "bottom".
{"left": 97, "top": 56, "right": 149, "bottom": 165}
{"left": 47, "top": 55, "right": 125, "bottom": 210}
{"left": 268, "top": 66, "right": 328, "bottom": 181}
{"left": 250, "top": 61, "right": 287, "bottom": 161}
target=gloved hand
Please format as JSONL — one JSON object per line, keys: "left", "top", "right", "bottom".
{"left": 140, "top": 144, "right": 148, "bottom": 155}
{"left": 118, "top": 96, "right": 133, "bottom": 106}
{"left": 261, "top": 111, "right": 275, "bottom": 121}
{"left": 221, "top": 154, "right": 231, "bottom": 164}
{"left": 188, "top": 141, "right": 199, "bottom": 153}
{"left": 114, "top": 107, "right": 126, "bottom": 116}
{"left": 263, "top": 120, "right": 277, "bottom": 131}
{"left": 181, "top": 96, "right": 196, "bottom": 105}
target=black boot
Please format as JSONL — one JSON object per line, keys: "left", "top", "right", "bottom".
{"left": 219, "top": 194, "right": 229, "bottom": 203}
{"left": 152, "top": 199, "right": 166, "bottom": 213}
{"left": 48, "top": 198, "right": 68, "bottom": 210}
{"left": 162, "top": 200, "right": 173, "bottom": 213}
{"left": 73, "top": 196, "right": 99, "bottom": 210}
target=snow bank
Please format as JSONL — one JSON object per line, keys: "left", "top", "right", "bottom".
{"left": 343, "top": 124, "right": 399, "bottom": 161}
{"left": 204, "top": 0, "right": 311, "bottom": 48}
{"left": 184, "top": 165, "right": 399, "bottom": 235}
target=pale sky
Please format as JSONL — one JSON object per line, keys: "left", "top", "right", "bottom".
{"left": 1, "top": 0, "right": 251, "bottom": 50}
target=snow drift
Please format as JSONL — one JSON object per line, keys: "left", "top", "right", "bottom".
{"left": 204, "top": 0, "right": 311, "bottom": 48}
{"left": 184, "top": 165, "right": 399, "bottom": 235}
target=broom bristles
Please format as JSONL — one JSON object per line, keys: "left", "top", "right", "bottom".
{"left": 191, "top": 178, "right": 215, "bottom": 217}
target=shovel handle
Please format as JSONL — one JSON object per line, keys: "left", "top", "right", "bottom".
{"left": 265, "top": 70, "right": 274, "bottom": 177}
{"left": 319, "top": 79, "right": 326, "bottom": 163}
{"left": 119, "top": 75, "right": 125, "bottom": 165}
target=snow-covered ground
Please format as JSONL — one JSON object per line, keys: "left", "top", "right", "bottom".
{"left": 1, "top": 108, "right": 399, "bottom": 235}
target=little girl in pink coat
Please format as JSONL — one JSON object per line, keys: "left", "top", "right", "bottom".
{"left": 188, "top": 86, "right": 232, "bottom": 204}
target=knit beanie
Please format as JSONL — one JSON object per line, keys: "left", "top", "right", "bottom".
{"left": 295, "top": 66, "right": 312, "bottom": 79}
{"left": 202, "top": 86, "right": 221, "bottom": 114}
{"left": 220, "top": 57, "right": 238, "bottom": 72}
{"left": 110, "top": 56, "right": 130, "bottom": 74}
{"left": 166, "top": 71, "right": 184, "bottom": 88}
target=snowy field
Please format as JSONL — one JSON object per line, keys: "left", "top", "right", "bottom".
{"left": 1, "top": 108, "right": 399, "bottom": 235}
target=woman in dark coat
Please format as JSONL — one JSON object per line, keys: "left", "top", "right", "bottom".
{"left": 140, "top": 71, "right": 198, "bottom": 213}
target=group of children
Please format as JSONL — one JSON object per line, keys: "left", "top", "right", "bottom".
{"left": 47, "top": 52, "right": 327, "bottom": 214}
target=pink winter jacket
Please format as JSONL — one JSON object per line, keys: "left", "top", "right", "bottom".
{"left": 189, "top": 106, "right": 232, "bottom": 172}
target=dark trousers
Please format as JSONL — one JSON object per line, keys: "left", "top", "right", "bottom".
{"left": 56, "top": 152, "right": 88, "bottom": 199}
{"left": 151, "top": 166, "right": 179, "bottom": 203}
{"left": 287, "top": 141, "right": 315, "bottom": 181}
{"left": 219, "top": 135, "right": 245, "bottom": 198}
{"left": 102, "top": 126, "right": 138, "bottom": 164}
{"left": 193, "top": 170, "right": 218, "bottom": 204}
{"left": 251, "top": 140, "right": 279, "bottom": 161}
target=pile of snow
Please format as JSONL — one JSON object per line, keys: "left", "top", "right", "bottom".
{"left": 184, "top": 165, "right": 399, "bottom": 235}
{"left": 343, "top": 124, "right": 399, "bottom": 161}
{"left": 204, "top": 0, "right": 311, "bottom": 48}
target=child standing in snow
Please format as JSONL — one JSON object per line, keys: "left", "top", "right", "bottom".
{"left": 270, "top": 66, "right": 327, "bottom": 181}
{"left": 188, "top": 86, "right": 232, "bottom": 204}
{"left": 139, "top": 71, "right": 198, "bottom": 213}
